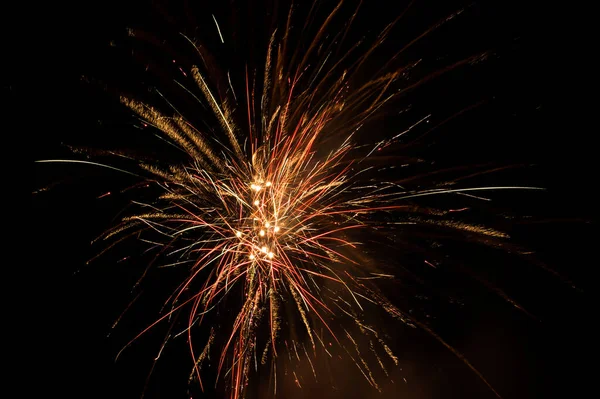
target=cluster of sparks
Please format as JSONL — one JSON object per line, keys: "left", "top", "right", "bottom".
{"left": 115, "top": 72, "right": 413, "bottom": 396}
{"left": 36, "top": 2, "right": 544, "bottom": 398}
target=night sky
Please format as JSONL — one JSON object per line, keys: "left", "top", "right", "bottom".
{"left": 28, "top": 0, "right": 592, "bottom": 398}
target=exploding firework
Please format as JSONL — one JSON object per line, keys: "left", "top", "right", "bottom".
{"left": 35, "top": 1, "right": 550, "bottom": 398}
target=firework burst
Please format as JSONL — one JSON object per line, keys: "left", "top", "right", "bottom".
{"left": 36, "top": 1, "right": 547, "bottom": 398}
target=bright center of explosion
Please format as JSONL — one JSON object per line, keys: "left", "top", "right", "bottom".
{"left": 241, "top": 180, "right": 280, "bottom": 262}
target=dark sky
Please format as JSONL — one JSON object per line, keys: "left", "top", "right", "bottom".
{"left": 28, "top": 1, "right": 593, "bottom": 398}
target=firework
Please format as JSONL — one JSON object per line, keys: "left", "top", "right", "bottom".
{"left": 36, "top": 1, "right": 545, "bottom": 398}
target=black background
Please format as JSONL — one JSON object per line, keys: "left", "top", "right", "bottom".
{"left": 26, "top": 0, "right": 593, "bottom": 398}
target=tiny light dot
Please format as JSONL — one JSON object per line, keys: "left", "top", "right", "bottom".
{"left": 254, "top": 200, "right": 260, "bottom": 206}
{"left": 236, "top": 231, "right": 242, "bottom": 238}
{"left": 265, "top": 181, "right": 272, "bottom": 187}
{"left": 261, "top": 246, "right": 267, "bottom": 253}
{"left": 265, "top": 222, "right": 271, "bottom": 228}
{"left": 274, "top": 226, "right": 280, "bottom": 232}
{"left": 259, "top": 230, "right": 265, "bottom": 237}
{"left": 267, "top": 252, "right": 274, "bottom": 259}
{"left": 249, "top": 254, "right": 255, "bottom": 260}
